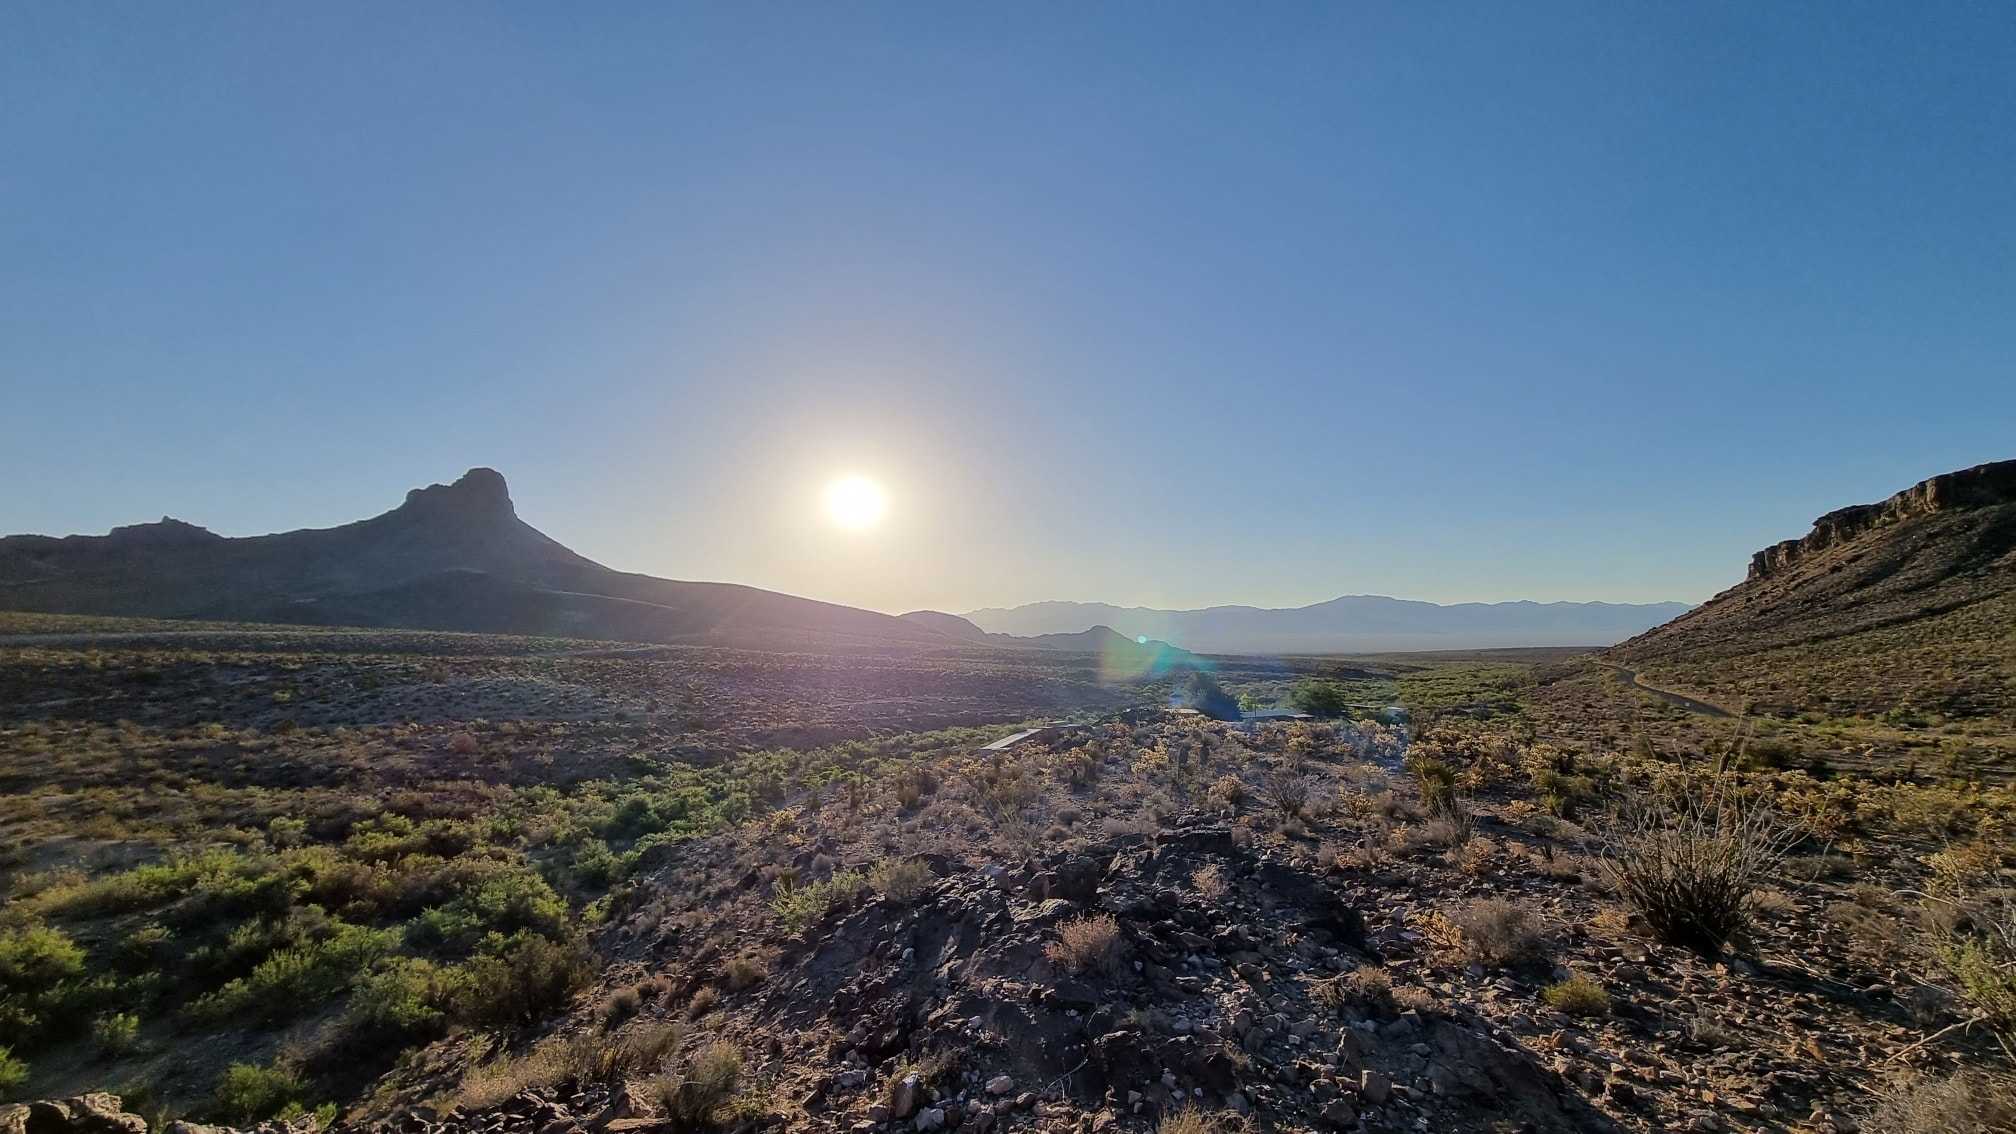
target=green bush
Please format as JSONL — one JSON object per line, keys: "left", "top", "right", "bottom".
{"left": 0, "top": 1046, "right": 27, "bottom": 1099}
{"left": 93, "top": 1012, "right": 142, "bottom": 1057}
{"left": 407, "top": 861, "right": 568, "bottom": 953}
{"left": 452, "top": 933, "right": 592, "bottom": 1030}
{"left": 0, "top": 923, "right": 86, "bottom": 989}
{"left": 771, "top": 871, "right": 867, "bottom": 932}
{"left": 213, "top": 1061, "right": 311, "bottom": 1125}
{"left": 1290, "top": 680, "right": 1353, "bottom": 717}
{"left": 1541, "top": 976, "right": 1611, "bottom": 1016}
{"left": 0, "top": 923, "right": 87, "bottom": 1043}
{"left": 190, "top": 922, "right": 396, "bottom": 1024}
{"left": 341, "top": 957, "right": 466, "bottom": 1047}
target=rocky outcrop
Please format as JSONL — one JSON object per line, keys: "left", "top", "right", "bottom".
{"left": 1748, "top": 458, "right": 2016, "bottom": 580}
{"left": 1, "top": 1095, "right": 149, "bottom": 1134}
{"left": 0, "top": 1095, "right": 320, "bottom": 1134}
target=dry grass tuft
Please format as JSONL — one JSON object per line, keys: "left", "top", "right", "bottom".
{"left": 650, "top": 1039, "right": 743, "bottom": 1127}
{"left": 1190, "top": 863, "right": 1228, "bottom": 900}
{"left": 1157, "top": 1107, "right": 1217, "bottom": 1134}
{"left": 1045, "top": 914, "right": 1123, "bottom": 976}
{"left": 868, "top": 858, "right": 933, "bottom": 905}
{"left": 1450, "top": 897, "right": 1544, "bottom": 967}
{"left": 1865, "top": 1069, "right": 2016, "bottom": 1134}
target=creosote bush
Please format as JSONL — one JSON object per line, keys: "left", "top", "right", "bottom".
{"left": 1450, "top": 898, "right": 1543, "bottom": 968}
{"left": 868, "top": 858, "right": 933, "bottom": 905}
{"left": 1046, "top": 914, "right": 1123, "bottom": 976}
{"left": 1600, "top": 778, "right": 1797, "bottom": 955}
{"left": 1541, "top": 976, "right": 1611, "bottom": 1017}
{"left": 651, "top": 1040, "right": 743, "bottom": 1127}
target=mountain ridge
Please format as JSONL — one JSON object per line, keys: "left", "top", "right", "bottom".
{"left": 964, "top": 595, "right": 1694, "bottom": 654}
{"left": 1609, "top": 458, "right": 2016, "bottom": 724}
{"left": 0, "top": 468, "right": 952, "bottom": 651}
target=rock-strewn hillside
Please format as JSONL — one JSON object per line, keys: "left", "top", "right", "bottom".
{"left": 1610, "top": 459, "right": 2016, "bottom": 730}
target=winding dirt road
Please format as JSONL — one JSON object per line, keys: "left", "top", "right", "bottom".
{"left": 1593, "top": 660, "right": 1734, "bottom": 718}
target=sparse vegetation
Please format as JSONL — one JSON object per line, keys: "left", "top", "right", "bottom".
{"left": 1541, "top": 976, "right": 1611, "bottom": 1017}
{"left": 650, "top": 1040, "right": 743, "bottom": 1127}
{"left": 1046, "top": 914, "right": 1123, "bottom": 975}
{"left": 1450, "top": 897, "right": 1543, "bottom": 967}
{"left": 1600, "top": 778, "right": 1798, "bottom": 955}
{"left": 868, "top": 858, "right": 933, "bottom": 905}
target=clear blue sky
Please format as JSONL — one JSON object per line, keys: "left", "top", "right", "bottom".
{"left": 5, "top": 3, "right": 2012, "bottom": 614}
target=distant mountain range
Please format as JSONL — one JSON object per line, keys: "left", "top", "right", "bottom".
{"left": 0, "top": 469, "right": 957, "bottom": 652}
{"left": 963, "top": 596, "right": 1695, "bottom": 655}
{"left": 1, "top": 466, "right": 1702, "bottom": 657}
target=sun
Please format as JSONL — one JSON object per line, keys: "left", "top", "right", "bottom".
{"left": 823, "top": 475, "right": 888, "bottom": 530}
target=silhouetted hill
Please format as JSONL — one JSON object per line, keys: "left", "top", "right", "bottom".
{"left": 1610, "top": 459, "right": 2016, "bottom": 722}
{"left": 0, "top": 469, "right": 952, "bottom": 650}
{"left": 965, "top": 595, "right": 1693, "bottom": 654}
{"left": 898, "top": 610, "right": 1196, "bottom": 667}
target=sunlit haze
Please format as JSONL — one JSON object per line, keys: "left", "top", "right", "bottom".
{"left": 4, "top": 5, "right": 2013, "bottom": 616}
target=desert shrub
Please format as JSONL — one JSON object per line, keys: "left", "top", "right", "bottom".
{"left": 191, "top": 922, "right": 397, "bottom": 1024}
{"left": 868, "top": 858, "right": 932, "bottom": 905}
{"left": 720, "top": 951, "right": 768, "bottom": 991}
{"left": 0, "top": 1047, "right": 27, "bottom": 1099}
{"left": 0, "top": 922, "right": 87, "bottom": 1041}
{"left": 1925, "top": 839, "right": 2000, "bottom": 894}
{"left": 1416, "top": 813, "right": 1472, "bottom": 848}
{"left": 1865, "top": 1069, "right": 2016, "bottom": 1134}
{"left": 406, "top": 861, "right": 569, "bottom": 952}
{"left": 1046, "top": 914, "right": 1123, "bottom": 976}
{"left": 771, "top": 870, "right": 867, "bottom": 932}
{"left": 1261, "top": 771, "right": 1310, "bottom": 821}
{"left": 92, "top": 1011, "right": 141, "bottom": 1057}
{"left": 1158, "top": 1107, "right": 1216, "bottom": 1134}
{"left": 341, "top": 956, "right": 463, "bottom": 1046}
{"left": 1177, "top": 669, "right": 1241, "bottom": 720}
{"left": 1541, "top": 976, "right": 1610, "bottom": 1017}
{"left": 1207, "top": 774, "right": 1246, "bottom": 811}
{"left": 686, "top": 986, "right": 719, "bottom": 1018}
{"left": 600, "top": 985, "right": 642, "bottom": 1027}
{"left": 213, "top": 1061, "right": 311, "bottom": 1126}
{"left": 1406, "top": 753, "right": 1459, "bottom": 817}
{"left": 1927, "top": 891, "right": 2015, "bottom": 1057}
{"left": 1289, "top": 680, "right": 1352, "bottom": 718}
{"left": 453, "top": 933, "right": 593, "bottom": 1030}
{"left": 1450, "top": 898, "right": 1543, "bottom": 967}
{"left": 1599, "top": 779, "right": 1797, "bottom": 955}
{"left": 650, "top": 1040, "right": 742, "bottom": 1127}
{"left": 1191, "top": 863, "right": 1228, "bottom": 900}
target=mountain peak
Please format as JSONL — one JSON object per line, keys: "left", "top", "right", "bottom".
{"left": 399, "top": 467, "right": 514, "bottom": 520}
{"left": 104, "top": 516, "right": 222, "bottom": 544}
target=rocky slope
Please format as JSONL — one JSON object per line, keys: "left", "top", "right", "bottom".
{"left": 0, "top": 470, "right": 952, "bottom": 652}
{"left": 1609, "top": 459, "right": 2016, "bottom": 727}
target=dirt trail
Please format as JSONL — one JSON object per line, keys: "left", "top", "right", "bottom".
{"left": 1593, "top": 659, "right": 1734, "bottom": 718}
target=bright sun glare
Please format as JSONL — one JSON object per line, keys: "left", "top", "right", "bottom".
{"left": 824, "top": 475, "right": 888, "bottom": 530}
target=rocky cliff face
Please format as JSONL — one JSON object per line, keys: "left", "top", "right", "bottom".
{"left": 1747, "top": 458, "right": 2016, "bottom": 580}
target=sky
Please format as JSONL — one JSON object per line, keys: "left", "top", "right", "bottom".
{"left": 4, "top": 3, "right": 2013, "bottom": 615}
